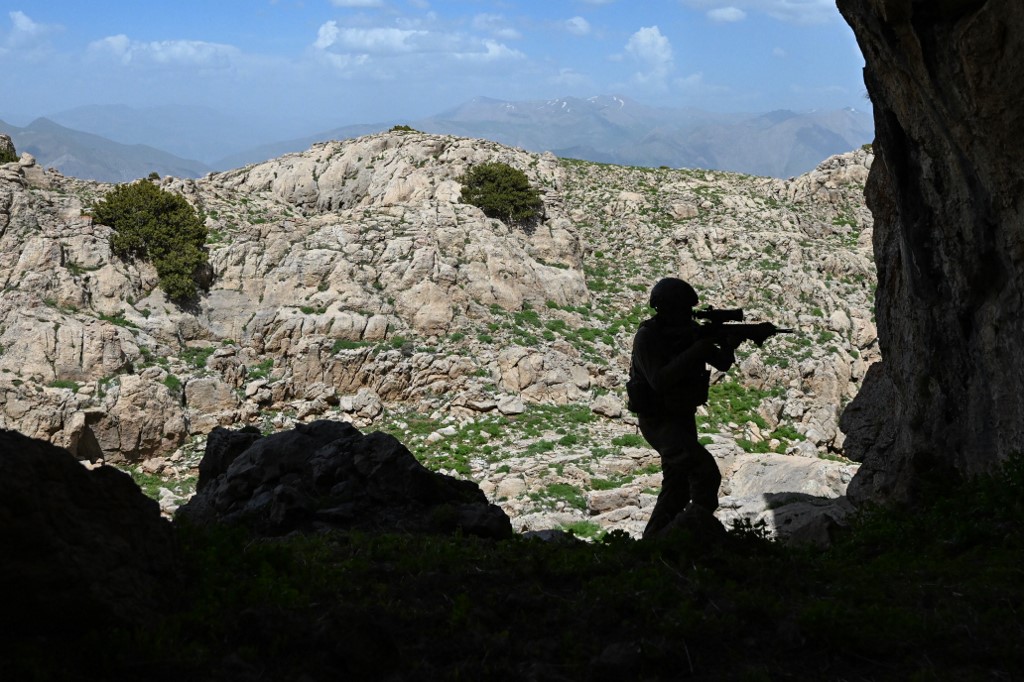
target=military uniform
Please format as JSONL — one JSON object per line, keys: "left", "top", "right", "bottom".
{"left": 629, "top": 314, "right": 735, "bottom": 538}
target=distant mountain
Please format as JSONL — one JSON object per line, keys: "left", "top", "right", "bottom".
{"left": 6, "top": 95, "right": 872, "bottom": 181}
{"left": 212, "top": 123, "right": 389, "bottom": 171}
{"left": 0, "top": 118, "right": 210, "bottom": 183}
{"left": 45, "top": 104, "right": 308, "bottom": 165}
{"left": 412, "top": 96, "right": 872, "bottom": 178}
{"left": 221, "top": 95, "right": 872, "bottom": 178}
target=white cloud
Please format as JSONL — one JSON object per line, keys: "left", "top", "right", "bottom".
{"left": 773, "top": 46, "right": 787, "bottom": 58}
{"left": 472, "top": 14, "right": 521, "bottom": 41}
{"left": 707, "top": 7, "right": 747, "bottom": 22}
{"left": 2, "top": 10, "right": 60, "bottom": 55}
{"left": 565, "top": 16, "right": 591, "bottom": 36}
{"left": 453, "top": 39, "right": 524, "bottom": 62}
{"left": 330, "top": 0, "right": 385, "bottom": 7}
{"left": 315, "top": 25, "right": 430, "bottom": 54}
{"left": 675, "top": 72, "right": 704, "bottom": 89}
{"left": 311, "top": 21, "right": 523, "bottom": 67}
{"left": 679, "top": 0, "right": 837, "bottom": 25}
{"left": 314, "top": 21, "right": 340, "bottom": 50}
{"left": 319, "top": 51, "right": 371, "bottom": 71}
{"left": 9, "top": 10, "right": 41, "bottom": 38}
{"left": 625, "top": 26, "right": 673, "bottom": 86}
{"left": 549, "top": 67, "right": 588, "bottom": 88}
{"left": 88, "top": 35, "right": 240, "bottom": 67}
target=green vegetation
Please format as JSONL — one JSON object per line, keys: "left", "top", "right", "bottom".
{"left": 332, "top": 338, "right": 371, "bottom": 353}
{"left": 248, "top": 359, "right": 274, "bottom": 381}
{"left": 530, "top": 482, "right": 587, "bottom": 510}
{"left": 128, "top": 468, "right": 166, "bottom": 499}
{"left": 180, "top": 345, "right": 215, "bottom": 369}
{"left": 459, "top": 161, "right": 543, "bottom": 228}
{"left": 611, "top": 433, "right": 646, "bottom": 448}
{"left": 0, "top": 139, "right": 16, "bottom": 164}
{"left": 96, "top": 311, "right": 139, "bottom": 329}
{"left": 47, "top": 379, "right": 80, "bottom": 392}
{"left": 90, "top": 179, "right": 209, "bottom": 301}
{"left": 560, "top": 520, "right": 604, "bottom": 540}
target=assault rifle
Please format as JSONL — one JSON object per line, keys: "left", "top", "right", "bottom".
{"left": 693, "top": 306, "right": 794, "bottom": 347}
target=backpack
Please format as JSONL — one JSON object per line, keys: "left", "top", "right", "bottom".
{"left": 625, "top": 369, "right": 661, "bottom": 415}
{"left": 627, "top": 318, "right": 711, "bottom": 414}
{"left": 627, "top": 319, "right": 663, "bottom": 415}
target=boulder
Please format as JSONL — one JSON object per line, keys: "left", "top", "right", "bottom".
{"left": 717, "top": 453, "right": 858, "bottom": 544}
{"left": 177, "top": 420, "right": 513, "bottom": 539}
{"left": 0, "top": 429, "right": 179, "bottom": 639}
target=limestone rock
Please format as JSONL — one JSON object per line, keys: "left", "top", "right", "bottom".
{"left": 590, "top": 393, "right": 624, "bottom": 418}
{"left": 716, "top": 453, "right": 858, "bottom": 542}
{"left": 92, "top": 375, "right": 188, "bottom": 463}
{"left": 184, "top": 375, "right": 241, "bottom": 433}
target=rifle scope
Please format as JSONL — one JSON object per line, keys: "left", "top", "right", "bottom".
{"left": 694, "top": 307, "right": 744, "bottom": 324}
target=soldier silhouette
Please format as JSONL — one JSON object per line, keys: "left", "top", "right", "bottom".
{"left": 628, "top": 278, "right": 739, "bottom": 539}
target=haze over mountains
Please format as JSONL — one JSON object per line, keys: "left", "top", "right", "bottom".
{"left": 0, "top": 95, "right": 872, "bottom": 183}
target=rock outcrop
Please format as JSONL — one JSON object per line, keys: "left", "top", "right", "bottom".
{"left": 0, "top": 429, "right": 179, "bottom": 638}
{"left": 837, "top": 1, "right": 1024, "bottom": 502}
{"left": 177, "top": 420, "right": 514, "bottom": 539}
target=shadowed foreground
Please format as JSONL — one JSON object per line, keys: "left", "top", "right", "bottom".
{"left": 3, "top": 440, "right": 1021, "bottom": 681}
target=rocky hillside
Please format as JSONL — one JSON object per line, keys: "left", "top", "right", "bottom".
{"left": 0, "top": 131, "right": 875, "bottom": 539}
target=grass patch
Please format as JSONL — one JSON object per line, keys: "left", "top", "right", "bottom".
{"left": 47, "top": 379, "right": 80, "bottom": 392}
{"left": 180, "top": 346, "right": 215, "bottom": 369}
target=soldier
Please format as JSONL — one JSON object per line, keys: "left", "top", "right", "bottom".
{"left": 628, "top": 278, "right": 739, "bottom": 539}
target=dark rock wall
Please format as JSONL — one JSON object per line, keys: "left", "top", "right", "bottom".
{"left": 0, "top": 430, "right": 179, "bottom": 638}
{"left": 837, "top": 0, "right": 1024, "bottom": 502}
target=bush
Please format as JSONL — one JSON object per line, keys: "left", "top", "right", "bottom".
{"left": 459, "top": 162, "right": 543, "bottom": 228}
{"left": 91, "top": 180, "right": 209, "bottom": 300}
{"left": 0, "top": 137, "right": 16, "bottom": 164}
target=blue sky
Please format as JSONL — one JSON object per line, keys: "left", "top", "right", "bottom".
{"left": 0, "top": 1, "right": 865, "bottom": 135}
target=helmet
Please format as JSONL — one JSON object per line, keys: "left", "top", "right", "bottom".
{"left": 649, "top": 277, "right": 698, "bottom": 310}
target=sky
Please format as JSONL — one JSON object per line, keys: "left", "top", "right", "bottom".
{"left": 0, "top": 1, "right": 866, "bottom": 137}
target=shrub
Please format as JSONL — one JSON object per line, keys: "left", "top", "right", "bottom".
{"left": 459, "top": 162, "right": 543, "bottom": 228}
{"left": 91, "top": 180, "right": 209, "bottom": 301}
{"left": 0, "top": 136, "right": 16, "bottom": 164}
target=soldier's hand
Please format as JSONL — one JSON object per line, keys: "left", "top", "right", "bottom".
{"left": 693, "top": 338, "right": 719, "bottom": 358}
{"left": 724, "top": 333, "right": 745, "bottom": 349}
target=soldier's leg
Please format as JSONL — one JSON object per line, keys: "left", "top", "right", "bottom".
{"left": 643, "top": 450, "right": 691, "bottom": 538}
{"left": 639, "top": 415, "right": 693, "bottom": 539}
{"left": 669, "top": 410, "right": 722, "bottom": 512}
{"left": 687, "top": 442, "right": 722, "bottom": 512}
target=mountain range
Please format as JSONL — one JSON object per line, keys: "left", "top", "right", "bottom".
{"left": 1, "top": 95, "right": 873, "bottom": 183}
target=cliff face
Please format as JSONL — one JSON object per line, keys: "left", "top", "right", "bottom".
{"left": 837, "top": 0, "right": 1024, "bottom": 501}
